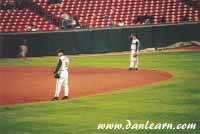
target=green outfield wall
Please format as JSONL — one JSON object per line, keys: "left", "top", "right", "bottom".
{"left": 0, "top": 22, "right": 199, "bottom": 58}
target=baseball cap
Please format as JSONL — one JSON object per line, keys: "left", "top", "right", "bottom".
{"left": 56, "top": 48, "right": 64, "bottom": 53}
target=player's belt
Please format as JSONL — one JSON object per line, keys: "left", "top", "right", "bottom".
{"left": 59, "top": 69, "right": 68, "bottom": 71}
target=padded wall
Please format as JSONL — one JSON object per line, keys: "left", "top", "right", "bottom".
{"left": 0, "top": 23, "right": 199, "bottom": 58}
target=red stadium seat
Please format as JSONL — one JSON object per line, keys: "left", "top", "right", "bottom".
{"left": 1, "top": 0, "right": 199, "bottom": 32}
{"left": 0, "top": 9, "right": 60, "bottom": 32}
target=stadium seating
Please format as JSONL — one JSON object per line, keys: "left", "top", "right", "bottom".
{"left": 0, "top": 0, "right": 199, "bottom": 32}
{"left": 0, "top": 9, "right": 60, "bottom": 32}
{"left": 32, "top": 0, "right": 200, "bottom": 28}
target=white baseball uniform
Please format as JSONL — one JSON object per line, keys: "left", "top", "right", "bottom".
{"left": 18, "top": 45, "right": 28, "bottom": 58}
{"left": 130, "top": 38, "right": 140, "bottom": 69}
{"left": 54, "top": 55, "right": 69, "bottom": 97}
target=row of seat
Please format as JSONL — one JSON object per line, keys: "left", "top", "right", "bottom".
{"left": 0, "top": 9, "right": 60, "bottom": 32}
{"left": 0, "top": 0, "right": 199, "bottom": 32}
{"left": 0, "top": 0, "right": 15, "bottom": 4}
{"left": 32, "top": 0, "right": 200, "bottom": 28}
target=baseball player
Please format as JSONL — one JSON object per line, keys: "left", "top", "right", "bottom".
{"left": 18, "top": 39, "right": 28, "bottom": 58}
{"left": 129, "top": 33, "right": 140, "bottom": 71}
{"left": 52, "top": 49, "right": 69, "bottom": 101}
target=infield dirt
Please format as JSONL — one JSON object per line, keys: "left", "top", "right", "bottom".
{"left": 0, "top": 66, "right": 172, "bottom": 105}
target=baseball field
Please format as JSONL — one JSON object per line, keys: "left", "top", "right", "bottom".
{"left": 0, "top": 50, "right": 200, "bottom": 134}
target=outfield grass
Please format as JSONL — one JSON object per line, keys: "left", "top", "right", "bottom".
{"left": 0, "top": 52, "right": 200, "bottom": 134}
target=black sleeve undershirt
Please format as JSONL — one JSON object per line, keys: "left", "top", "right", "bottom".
{"left": 135, "top": 42, "right": 139, "bottom": 52}
{"left": 54, "top": 59, "right": 62, "bottom": 74}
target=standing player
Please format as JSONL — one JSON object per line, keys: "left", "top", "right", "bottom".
{"left": 129, "top": 33, "right": 140, "bottom": 71}
{"left": 18, "top": 39, "right": 28, "bottom": 58}
{"left": 52, "top": 49, "right": 69, "bottom": 101}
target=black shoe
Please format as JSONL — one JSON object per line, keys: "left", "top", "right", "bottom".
{"left": 51, "top": 97, "right": 59, "bottom": 101}
{"left": 128, "top": 68, "right": 133, "bottom": 71}
{"left": 134, "top": 68, "right": 139, "bottom": 71}
{"left": 62, "top": 96, "right": 68, "bottom": 100}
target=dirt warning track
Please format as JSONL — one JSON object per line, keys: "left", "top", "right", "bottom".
{"left": 0, "top": 66, "right": 172, "bottom": 105}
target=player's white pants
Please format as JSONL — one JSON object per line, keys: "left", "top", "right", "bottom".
{"left": 130, "top": 50, "right": 139, "bottom": 68}
{"left": 54, "top": 70, "right": 69, "bottom": 97}
{"left": 18, "top": 51, "right": 27, "bottom": 58}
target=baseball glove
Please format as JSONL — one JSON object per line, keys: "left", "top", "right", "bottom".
{"left": 133, "top": 53, "right": 138, "bottom": 57}
{"left": 54, "top": 73, "right": 60, "bottom": 79}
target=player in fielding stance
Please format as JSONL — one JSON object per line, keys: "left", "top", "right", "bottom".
{"left": 52, "top": 49, "right": 69, "bottom": 101}
{"left": 129, "top": 33, "right": 140, "bottom": 71}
